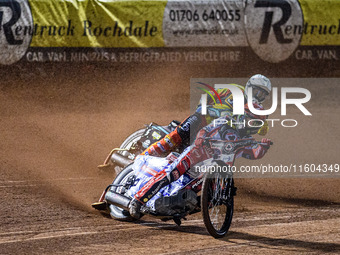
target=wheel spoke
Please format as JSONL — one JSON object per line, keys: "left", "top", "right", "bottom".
{"left": 207, "top": 174, "right": 231, "bottom": 231}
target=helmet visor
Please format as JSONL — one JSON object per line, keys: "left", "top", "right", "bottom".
{"left": 252, "top": 86, "right": 269, "bottom": 102}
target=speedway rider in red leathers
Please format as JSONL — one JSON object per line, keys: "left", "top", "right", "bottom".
{"left": 129, "top": 74, "right": 273, "bottom": 219}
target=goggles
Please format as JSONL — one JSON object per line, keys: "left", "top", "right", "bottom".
{"left": 251, "top": 86, "right": 269, "bottom": 102}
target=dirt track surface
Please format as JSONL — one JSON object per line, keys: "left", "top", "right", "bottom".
{"left": 1, "top": 184, "right": 339, "bottom": 255}
{"left": 0, "top": 64, "right": 339, "bottom": 254}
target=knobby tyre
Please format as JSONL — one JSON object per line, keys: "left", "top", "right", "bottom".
{"left": 201, "top": 173, "right": 234, "bottom": 238}
{"left": 108, "top": 164, "right": 138, "bottom": 221}
{"left": 115, "top": 129, "right": 145, "bottom": 174}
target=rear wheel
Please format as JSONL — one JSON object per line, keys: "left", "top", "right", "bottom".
{"left": 108, "top": 164, "right": 137, "bottom": 221}
{"left": 201, "top": 173, "right": 234, "bottom": 238}
{"left": 119, "top": 129, "right": 145, "bottom": 156}
{"left": 114, "top": 129, "right": 145, "bottom": 174}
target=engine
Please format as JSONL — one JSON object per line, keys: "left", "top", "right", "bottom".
{"left": 153, "top": 189, "right": 198, "bottom": 215}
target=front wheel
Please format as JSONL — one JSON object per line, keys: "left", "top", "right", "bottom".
{"left": 201, "top": 173, "right": 234, "bottom": 238}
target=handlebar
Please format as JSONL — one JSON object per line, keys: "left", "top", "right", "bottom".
{"left": 259, "top": 141, "right": 274, "bottom": 146}
{"left": 203, "top": 138, "right": 273, "bottom": 153}
{"left": 204, "top": 138, "right": 273, "bottom": 145}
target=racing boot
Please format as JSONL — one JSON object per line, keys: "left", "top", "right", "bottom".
{"left": 129, "top": 198, "right": 142, "bottom": 219}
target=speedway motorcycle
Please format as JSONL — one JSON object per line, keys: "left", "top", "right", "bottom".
{"left": 93, "top": 125, "right": 269, "bottom": 238}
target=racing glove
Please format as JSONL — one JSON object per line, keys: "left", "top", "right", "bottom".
{"left": 261, "top": 138, "right": 271, "bottom": 149}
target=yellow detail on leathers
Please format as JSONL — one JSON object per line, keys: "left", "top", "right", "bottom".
{"left": 257, "top": 120, "right": 268, "bottom": 136}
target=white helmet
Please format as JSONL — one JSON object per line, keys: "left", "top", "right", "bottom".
{"left": 245, "top": 74, "right": 271, "bottom": 103}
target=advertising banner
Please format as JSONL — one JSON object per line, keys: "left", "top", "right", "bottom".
{"left": 0, "top": 0, "right": 339, "bottom": 67}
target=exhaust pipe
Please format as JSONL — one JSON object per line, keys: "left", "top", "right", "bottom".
{"left": 98, "top": 151, "right": 133, "bottom": 170}
{"left": 105, "top": 190, "right": 131, "bottom": 211}
{"left": 110, "top": 153, "right": 133, "bottom": 168}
